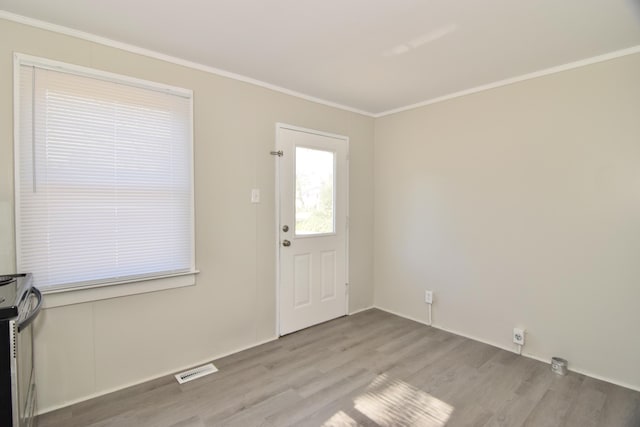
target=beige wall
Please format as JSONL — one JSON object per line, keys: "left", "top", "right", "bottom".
{"left": 374, "top": 53, "right": 640, "bottom": 390}
{"left": 2, "top": 14, "right": 639, "bottom": 413}
{"left": 0, "top": 19, "right": 375, "bottom": 411}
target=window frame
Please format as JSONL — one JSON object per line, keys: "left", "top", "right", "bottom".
{"left": 13, "top": 53, "right": 198, "bottom": 307}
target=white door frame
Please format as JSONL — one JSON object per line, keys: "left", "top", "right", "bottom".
{"left": 274, "top": 122, "right": 349, "bottom": 336}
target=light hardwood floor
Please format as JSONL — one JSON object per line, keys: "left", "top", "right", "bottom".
{"left": 38, "top": 309, "right": 640, "bottom": 427}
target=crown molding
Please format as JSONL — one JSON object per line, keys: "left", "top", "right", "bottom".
{"left": 0, "top": 10, "right": 375, "bottom": 117}
{"left": 2, "top": 10, "right": 639, "bottom": 118}
{"left": 375, "top": 44, "right": 640, "bottom": 117}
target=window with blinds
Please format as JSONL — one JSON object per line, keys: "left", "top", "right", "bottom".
{"left": 15, "top": 55, "right": 195, "bottom": 291}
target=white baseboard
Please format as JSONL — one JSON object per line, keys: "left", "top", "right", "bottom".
{"left": 522, "top": 353, "right": 640, "bottom": 393}
{"left": 39, "top": 305, "right": 640, "bottom": 415}
{"left": 373, "top": 306, "right": 431, "bottom": 327}
{"left": 37, "top": 335, "right": 279, "bottom": 415}
{"left": 39, "top": 309, "right": 373, "bottom": 415}
{"left": 373, "top": 305, "right": 640, "bottom": 393}
{"left": 348, "top": 305, "right": 375, "bottom": 315}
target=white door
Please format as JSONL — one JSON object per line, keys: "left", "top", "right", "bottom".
{"left": 276, "top": 124, "right": 348, "bottom": 335}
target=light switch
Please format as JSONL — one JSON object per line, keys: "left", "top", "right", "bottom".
{"left": 251, "top": 188, "right": 260, "bottom": 203}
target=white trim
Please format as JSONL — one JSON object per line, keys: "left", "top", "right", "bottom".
{"left": 36, "top": 335, "right": 279, "bottom": 415}
{"left": 374, "top": 306, "right": 431, "bottom": 327}
{"left": 188, "top": 83, "right": 196, "bottom": 274}
{"left": 2, "top": 11, "right": 639, "bottom": 118}
{"left": 274, "top": 125, "right": 282, "bottom": 337}
{"left": 42, "top": 272, "right": 199, "bottom": 308}
{"left": 12, "top": 48, "right": 22, "bottom": 272}
{"left": 34, "top": 304, "right": 640, "bottom": 414}
{"left": 344, "top": 136, "right": 350, "bottom": 317}
{"left": 373, "top": 306, "right": 640, "bottom": 393}
{"left": 348, "top": 305, "right": 375, "bottom": 316}
{"left": 522, "top": 353, "right": 640, "bottom": 393}
{"left": 275, "top": 123, "right": 349, "bottom": 142}
{"left": 375, "top": 45, "right": 640, "bottom": 117}
{"left": 0, "top": 11, "right": 373, "bottom": 117}
{"left": 15, "top": 53, "right": 192, "bottom": 97}
{"left": 42, "top": 270, "right": 199, "bottom": 294}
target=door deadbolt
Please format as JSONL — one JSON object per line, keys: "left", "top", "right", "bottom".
{"left": 282, "top": 239, "right": 291, "bottom": 247}
{"left": 282, "top": 225, "right": 289, "bottom": 232}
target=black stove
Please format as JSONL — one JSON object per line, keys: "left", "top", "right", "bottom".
{"left": 0, "top": 274, "right": 33, "bottom": 320}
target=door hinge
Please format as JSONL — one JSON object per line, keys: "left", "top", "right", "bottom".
{"left": 270, "top": 150, "right": 283, "bottom": 157}
{"left": 345, "top": 283, "right": 349, "bottom": 295}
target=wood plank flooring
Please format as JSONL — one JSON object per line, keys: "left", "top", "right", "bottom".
{"left": 38, "top": 309, "right": 640, "bottom": 427}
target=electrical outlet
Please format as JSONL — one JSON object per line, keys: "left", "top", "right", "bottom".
{"left": 513, "top": 328, "right": 525, "bottom": 345}
{"left": 425, "top": 290, "right": 433, "bottom": 304}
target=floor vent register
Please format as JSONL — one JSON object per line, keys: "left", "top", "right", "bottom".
{"left": 174, "top": 363, "right": 218, "bottom": 384}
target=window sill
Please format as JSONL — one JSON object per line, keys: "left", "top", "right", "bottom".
{"left": 41, "top": 271, "right": 199, "bottom": 309}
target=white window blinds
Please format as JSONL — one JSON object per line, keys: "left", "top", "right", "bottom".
{"left": 16, "top": 57, "right": 194, "bottom": 291}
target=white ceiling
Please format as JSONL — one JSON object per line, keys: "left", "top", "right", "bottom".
{"left": 1, "top": 0, "right": 640, "bottom": 115}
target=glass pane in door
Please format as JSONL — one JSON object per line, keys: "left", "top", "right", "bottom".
{"left": 295, "top": 147, "right": 335, "bottom": 235}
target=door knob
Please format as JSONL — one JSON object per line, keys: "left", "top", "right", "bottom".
{"left": 282, "top": 225, "right": 289, "bottom": 232}
{"left": 282, "top": 239, "right": 291, "bottom": 247}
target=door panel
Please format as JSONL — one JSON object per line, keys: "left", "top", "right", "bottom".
{"left": 294, "top": 253, "right": 312, "bottom": 308}
{"left": 320, "top": 251, "right": 336, "bottom": 301}
{"left": 277, "top": 124, "right": 348, "bottom": 335}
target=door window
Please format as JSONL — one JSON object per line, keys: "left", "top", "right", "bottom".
{"left": 295, "top": 146, "right": 335, "bottom": 236}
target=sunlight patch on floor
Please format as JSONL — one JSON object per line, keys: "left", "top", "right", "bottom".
{"left": 353, "top": 374, "right": 454, "bottom": 426}
{"left": 322, "top": 410, "right": 359, "bottom": 426}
